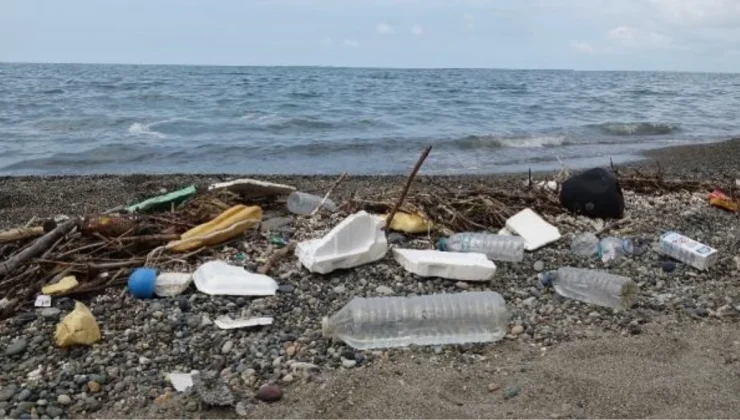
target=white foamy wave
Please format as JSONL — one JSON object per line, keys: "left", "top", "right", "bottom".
{"left": 239, "top": 112, "right": 284, "bottom": 125}
{"left": 497, "top": 136, "right": 567, "bottom": 148}
{"left": 128, "top": 122, "right": 167, "bottom": 139}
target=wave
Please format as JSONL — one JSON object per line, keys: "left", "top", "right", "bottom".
{"left": 592, "top": 122, "right": 679, "bottom": 136}
{"left": 128, "top": 122, "right": 167, "bottom": 138}
{"left": 454, "top": 135, "right": 569, "bottom": 149}
{"left": 624, "top": 88, "right": 678, "bottom": 96}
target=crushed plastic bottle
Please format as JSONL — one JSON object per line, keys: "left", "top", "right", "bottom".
{"left": 287, "top": 191, "right": 338, "bottom": 215}
{"left": 322, "top": 291, "right": 509, "bottom": 350}
{"left": 437, "top": 232, "right": 525, "bottom": 262}
{"left": 598, "top": 236, "right": 636, "bottom": 262}
{"left": 570, "top": 232, "right": 600, "bottom": 256}
{"left": 539, "top": 266, "right": 638, "bottom": 310}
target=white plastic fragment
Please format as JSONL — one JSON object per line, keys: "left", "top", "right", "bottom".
{"left": 34, "top": 295, "right": 52, "bottom": 307}
{"left": 154, "top": 272, "right": 193, "bottom": 297}
{"left": 214, "top": 316, "right": 274, "bottom": 330}
{"left": 296, "top": 211, "right": 388, "bottom": 274}
{"left": 193, "top": 260, "right": 278, "bottom": 296}
{"left": 392, "top": 248, "right": 496, "bottom": 282}
{"left": 505, "top": 208, "right": 561, "bottom": 251}
{"left": 208, "top": 178, "right": 296, "bottom": 198}
{"left": 167, "top": 370, "right": 200, "bottom": 392}
{"left": 497, "top": 227, "right": 513, "bottom": 236}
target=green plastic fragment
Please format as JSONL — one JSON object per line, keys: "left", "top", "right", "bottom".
{"left": 126, "top": 185, "right": 197, "bottom": 213}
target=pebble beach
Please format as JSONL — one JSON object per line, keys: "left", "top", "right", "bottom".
{"left": 1, "top": 140, "right": 740, "bottom": 419}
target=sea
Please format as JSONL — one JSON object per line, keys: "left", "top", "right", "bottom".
{"left": 1, "top": 63, "right": 740, "bottom": 176}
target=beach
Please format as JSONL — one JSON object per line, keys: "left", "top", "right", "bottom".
{"left": 1, "top": 140, "right": 739, "bottom": 419}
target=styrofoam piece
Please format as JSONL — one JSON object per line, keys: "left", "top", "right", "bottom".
{"left": 505, "top": 208, "right": 561, "bottom": 251}
{"left": 193, "top": 260, "right": 278, "bottom": 296}
{"left": 167, "top": 370, "right": 199, "bottom": 392}
{"left": 155, "top": 272, "right": 193, "bottom": 297}
{"left": 214, "top": 315, "right": 273, "bottom": 330}
{"left": 296, "top": 211, "right": 388, "bottom": 274}
{"left": 392, "top": 248, "right": 496, "bottom": 282}
{"left": 208, "top": 178, "right": 296, "bottom": 198}
{"left": 34, "top": 295, "right": 52, "bottom": 307}
{"left": 497, "top": 227, "right": 513, "bottom": 236}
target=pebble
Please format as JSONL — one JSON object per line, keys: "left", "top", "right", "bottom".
{"left": 488, "top": 383, "right": 501, "bottom": 392}
{"left": 533, "top": 260, "right": 545, "bottom": 272}
{"left": 333, "top": 285, "right": 346, "bottom": 294}
{"left": 662, "top": 261, "right": 676, "bottom": 273}
{"left": 375, "top": 285, "right": 394, "bottom": 295}
{"left": 522, "top": 297, "right": 536, "bottom": 307}
{"left": 56, "top": 395, "right": 72, "bottom": 406}
{"left": 503, "top": 385, "right": 521, "bottom": 399}
{"left": 282, "top": 374, "right": 295, "bottom": 383}
{"left": 341, "top": 358, "right": 357, "bottom": 369}
{"left": 40, "top": 308, "right": 61, "bottom": 318}
{"left": 0, "top": 386, "right": 17, "bottom": 402}
{"left": 4, "top": 338, "right": 28, "bottom": 356}
{"left": 87, "top": 381, "right": 101, "bottom": 393}
{"left": 235, "top": 401, "right": 248, "bottom": 416}
{"left": 177, "top": 296, "right": 191, "bottom": 312}
{"left": 17, "top": 389, "right": 31, "bottom": 402}
{"left": 278, "top": 284, "right": 295, "bottom": 294}
{"left": 734, "top": 256, "right": 740, "bottom": 271}
{"left": 455, "top": 281, "right": 469, "bottom": 290}
{"left": 45, "top": 406, "right": 63, "bottom": 418}
{"left": 511, "top": 325, "right": 525, "bottom": 336}
{"left": 222, "top": 340, "right": 234, "bottom": 354}
{"left": 256, "top": 384, "right": 283, "bottom": 403}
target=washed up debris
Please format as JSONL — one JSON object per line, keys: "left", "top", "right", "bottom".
{"left": 208, "top": 178, "right": 296, "bottom": 198}
{"left": 287, "top": 191, "right": 338, "bottom": 215}
{"left": 383, "top": 212, "right": 433, "bottom": 234}
{"left": 659, "top": 231, "right": 718, "bottom": 271}
{"left": 193, "top": 260, "right": 278, "bottom": 296}
{"left": 0, "top": 225, "right": 45, "bottom": 244}
{"left": 393, "top": 248, "right": 496, "bottom": 282}
{"left": 214, "top": 315, "right": 273, "bottom": 330}
{"left": 539, "top": 267, "right": 638, "bottom": 310}
{"left": 708, "top": 189, "right": 739, "bottom": 213}
{"left": 167, "top": 370, "right": 199, "bottom": 392}
{"left": 560, "top": 168, "right": 625, "bottom": 219}
{"left": 128, "top": 268, "right": 157, "bottom": 299}
{"left": 42, "top": 275, "right": 79, "bottom": 295}
{"left": 166, "top": 205, "right": 262, "bottom": 252}
{"left": 322, "top": 291, "right": 508, "bottom": 350}
{"left": 505, "top": 208, "right": 561, "bottom": 251}
{"left": 154, "top": 272, "right": 193, "bottom": 297}
{"left": 126, "top": 185, "right": 197, "bottom": 213}
{"left": 80, "top": 214, "right": 137, "bottom": 237}
{"left": 437, "top": 232, "right": 524, "bottom": 262}
{"left": 34, "top": 295, "right": 52, "bottom": 307}
{"left": 55, "top": 301, "right": 101, "bottom": 348}
{"left": 296, "top": 211, "right": 388, "bottom": 274}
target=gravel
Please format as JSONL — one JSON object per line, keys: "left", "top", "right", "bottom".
{"left": 2, "top": 164, "right": 740, "bottom": 418}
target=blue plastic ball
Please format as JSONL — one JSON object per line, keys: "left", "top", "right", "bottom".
{"left": 128, "top": 267, "right": 158, "bottom": 299}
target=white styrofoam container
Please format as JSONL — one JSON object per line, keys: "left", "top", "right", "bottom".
{"left": 193, "top": 260, "right": 278, "bottom": 296}
{"left": 296, "top": 211, "right": 388, "bottom": 274}
{"left": 393, "top": 248, "right": 496, "bottom": 281}
{"left": 659, "top": 231, "right": 719, "bottom": 271}
{"left": 505, "top": 208, "right": 561, "bottom": 251}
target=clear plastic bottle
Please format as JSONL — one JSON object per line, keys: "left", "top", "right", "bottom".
{"left": 570, "top": 232, "right": 600, "bottom": 256}
{"left": 437, "top": 233, "right": 525, "bottom": 262}
{"left": 598, "top": 236, "right": 636, "bottom": 262}
{"left": 286, "top": 191, "right": 338, "bottom": 215}
{"left": 539, "top": 267, "right": 638, "bottom": 310}
{"left": 321, "top": 291, "right": 509, "bottom": 350}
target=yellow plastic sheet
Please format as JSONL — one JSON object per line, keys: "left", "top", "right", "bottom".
{"left": 41, "top": 276, "right": 79, "bottom": 295}
{"left": 383, "top": 212, "right": 434, "bottom": 234}
{"left": 166, "top": 205, "right": 263, "bottom": 252}
{"left": 55, "top": 301, "right": 101, "bottom": 348}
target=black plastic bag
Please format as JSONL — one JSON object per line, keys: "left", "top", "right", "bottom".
{"left": 560, "top": 168, "right": 625, "bottom": 219}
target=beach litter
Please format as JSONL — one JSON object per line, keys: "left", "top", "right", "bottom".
{"left": 166, "top": 205, "right": 262, "bottom": 252}
{"left": 393, "top": 248, "right": 496, "bottom": 281}
{"left": 213, "top": 315, "right": 273, "bottom": 330}
{"left": 167, "top": 371, "right": 199, "bottom": 392}
{"left": 560, "top": 167, "right": 625, "bottom": 219}
{"left": 154, "top": 272, "right": 193, "bottom": 297}
{"left": 55, "top": 301, "right": 101, "bottom": 348}
{"left": 126, "top": 184, "right": 197, "bottom": 213}
{"left": 505, "top": 208, "right": 561, "bottom": 251}
{"left": 193, "top": 260, "right": 278, "bottom": 296}
{"left": 41, "top": 275, "right": 79, "bottom": 295}
{"left": 208, "top": 178, "right": 296, "bottom": 198}
{"left": 34, "top": 295, "right": 52, "bottom": 307}
{"left": 659, "top": 231, "right": 719, "bottom": 271}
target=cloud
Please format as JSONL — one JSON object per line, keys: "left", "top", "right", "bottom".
{"left": 411, "top": 24, "right": 424, "bottom": 36}
{"left": 462, "top": 13, "right": 476, "bottom": 31}
{"left": 342, "top": 39, "right": 359, "bottom": 48}
{"left": 376, "top": 23, "right": 395, "bottom": 35}
{"left": 606, "top": 25, "right": 672, "bottom": 49}
{"left": 570, "top": 41, "right": 595, "bottom": 54}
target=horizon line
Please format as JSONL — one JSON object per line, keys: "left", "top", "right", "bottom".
{"left": 1, "top": 60, "right": 738, "bottom": 75}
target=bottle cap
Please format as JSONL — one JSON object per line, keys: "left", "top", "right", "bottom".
{"left": 538, "top": 271, "right": 555, "bottom": 288}
{"left": 437, "top": 238, "right": 448, "bottom": 251}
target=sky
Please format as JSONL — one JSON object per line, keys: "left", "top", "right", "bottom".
{"left": 2, "top": 0, "right": 740, "bottom": 72}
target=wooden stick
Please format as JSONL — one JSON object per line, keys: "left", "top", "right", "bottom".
{"left": 0, "top": 226, "right": 45, "bottom": 244}
{"left": 0, "top": 219, "right": 76, "bottom": 278}
{"left": 385, "top": 146, "right": 432, "bottom": 228}
{"left": 311, "top": 172, "right": 349, "bottom": 216}
{"left": 595, "top": 217, "right": 633, "bottom": 235}
{"left": 258, "top": 242, "right": 296, "bottom": 274}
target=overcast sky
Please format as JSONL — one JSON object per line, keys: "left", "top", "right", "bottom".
{"left": 2, "top": 0, "right": 740, "bottom": 72}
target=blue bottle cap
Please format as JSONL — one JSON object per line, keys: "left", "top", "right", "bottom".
{"left": 538, "top": 271, "right": 556, "bottom": 288}
{"left": 128, "top": 267, "right": 158, "bottom": 299}
{"left": 437, "top": 238, "right": 448, "bottom": 251}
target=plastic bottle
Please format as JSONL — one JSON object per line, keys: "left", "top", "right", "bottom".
{"left": 570, "top": 232, "right": 600, "bottom": 256}
{"left": 321, "top": 291, "right": 509, "bottom": 350}
{"left": 539, "top": 267, "right": 638, "bottom": 310}
{"left": 598, "top": 236, "right": 636, "bottom": 262}
{"left": 437, "top": 233, "right": 525, "bottom": 262}
{"left": 286, "top": 192, "right": 338, "bottom": 215}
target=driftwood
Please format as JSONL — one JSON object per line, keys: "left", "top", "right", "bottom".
{"left": 311, "top": 172, "right": 348, "bottom": 216}
{"left": 258, "top": 242, "right": 297, "bottom": 274}
{"left": 386, "top": 145, "right": 432, "bottom": 228}
{"left": 0, "top": 226, "right": 45, "bottom": 244}
{"left": 0, "top": 219, "right": 76, "bottom": 277}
